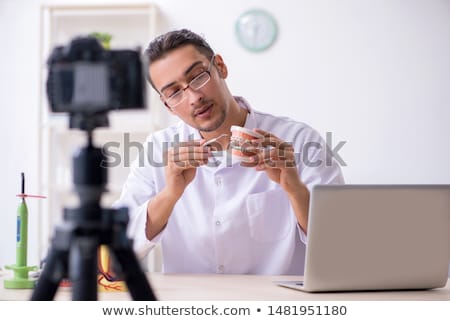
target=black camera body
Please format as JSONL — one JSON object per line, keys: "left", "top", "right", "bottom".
{"left": 46, "top": 36, "right": 146, "bottom": 114}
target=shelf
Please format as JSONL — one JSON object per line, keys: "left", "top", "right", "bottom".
{"left": 39, "top": 2, "right": 162, "bottom": 131}
{"left": 51, "top": 9, "right": 151, "bottom": 17}
{"left": 38, "top": 3, "right": 161, "bottom": 262}
{"left": 43, "top": 3, "right": 157, "bottom": 46}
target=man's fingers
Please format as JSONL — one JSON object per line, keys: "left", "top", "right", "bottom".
{"left": 251, "top": 129, "right": 294, "bottom": 151}
{"left": 168, "top": 146, "right": 210, "bottom": 161}
{"left": 263, "top": 159, "right": 296, "bottom": 168}
{"left": 172, "top": 140, "right": 204, "bottom": 148}
{"left": 166, "top": 142, "right": 211, "bottom": 169}
{"left": 173, "top": 159, "right": 208, "bottom": 168}
{"left": 171, "top": 150, "right": 210, "bottom": 160}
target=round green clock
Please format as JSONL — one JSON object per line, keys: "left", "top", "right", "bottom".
{"left": 235, "top": 9, "right": 278, "bottom": 52}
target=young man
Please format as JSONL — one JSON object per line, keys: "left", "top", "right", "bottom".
{"left": 114, "top": 29, "right": 344, "bottom": 274}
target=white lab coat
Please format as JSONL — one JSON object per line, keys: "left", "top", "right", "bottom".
{"left": 114, "top": 97, "right": 344, "bottom": 274}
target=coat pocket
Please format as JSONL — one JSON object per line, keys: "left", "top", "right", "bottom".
{"left": 246, "top": 188, "right": 294, "bottom": 243}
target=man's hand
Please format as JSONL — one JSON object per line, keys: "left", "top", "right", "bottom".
{"left": 165, "top": 140, "right": 210, "bottom": 200}
{"left": 240, "top": 129, "right": 309, "bottom": 233}
{"left": 146, "top": 140, "right": 210, "bottom": 240}
{"left": 241, "top": 129, "right": 303, "bottom": 194}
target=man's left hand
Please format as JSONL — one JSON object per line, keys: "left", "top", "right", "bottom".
{"left": 240, "top": 128, "right": 304, "bottom": 195}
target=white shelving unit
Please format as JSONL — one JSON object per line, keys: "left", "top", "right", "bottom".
{"left": 38, "top": 3, "right": 165, "bottom": 270}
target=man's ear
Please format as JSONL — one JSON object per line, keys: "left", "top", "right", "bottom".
{"left": 213, "top": 54, "right": 228, "bottom": 78}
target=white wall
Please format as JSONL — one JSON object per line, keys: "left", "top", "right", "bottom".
{"left": 1, "top": 0, "right": 449, "bottom": 270}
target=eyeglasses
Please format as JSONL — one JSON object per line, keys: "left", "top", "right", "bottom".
{"left": 161, "top": 55, "right": 215, "bottom": 109}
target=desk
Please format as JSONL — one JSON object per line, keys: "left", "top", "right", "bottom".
{"left": 1, "top": 273, "right": 449, "bottom": 300}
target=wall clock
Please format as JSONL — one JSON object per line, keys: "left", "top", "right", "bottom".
{"left": 235, "top": 9, "right": 278, "bottom": 52}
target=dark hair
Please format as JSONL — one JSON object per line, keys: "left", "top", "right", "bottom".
{"left": 144, "top": 29, "right": 215, "bottom": 89}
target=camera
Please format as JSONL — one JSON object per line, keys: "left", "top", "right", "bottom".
{"left": 31, "top": 36, "right": 157, "bottom": 300}
{"left": 46, "top": 36, "right": 146, "bottom": 114}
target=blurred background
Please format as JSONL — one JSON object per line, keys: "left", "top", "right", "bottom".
{"left": 0, "top": 0, "right": 449, "bottom": 272}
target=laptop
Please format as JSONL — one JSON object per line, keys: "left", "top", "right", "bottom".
{"left": 277, "top": 184, "right": 450, "bottom": 292}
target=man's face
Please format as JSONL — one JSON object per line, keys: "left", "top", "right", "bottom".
{"left": 149, "top": 45, "right": 227, "bottom": 132}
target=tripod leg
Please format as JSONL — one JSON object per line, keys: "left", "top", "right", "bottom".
{"left": 30, "top": 247, "right": 67, "bottom": 300}
{"left": 70, "top": 236, "right": 99, "bottom": 300}
{"left": 112, "top": 245, "right": 157, "bottom": 301}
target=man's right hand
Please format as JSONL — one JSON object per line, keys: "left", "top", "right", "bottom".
{"left": 146, "top": 140, "right": 210, "bottom": 241}
{"left": 165, "top": 140, "right": 210, "bottom": 199}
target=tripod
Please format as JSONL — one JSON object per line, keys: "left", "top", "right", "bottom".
{"left": 31, "top": 114, "right": 157, "bottom": 300}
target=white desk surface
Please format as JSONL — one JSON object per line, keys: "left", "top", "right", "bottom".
{"left": 1, "top": 273, "right": 449, "bottom": 301}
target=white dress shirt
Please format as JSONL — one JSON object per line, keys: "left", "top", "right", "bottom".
{"left": 114, "top": 97, "right": 344, "bottom": 275}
